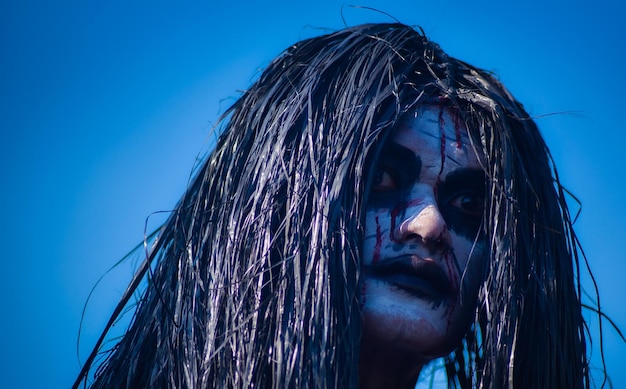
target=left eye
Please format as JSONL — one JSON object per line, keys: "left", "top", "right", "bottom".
{"left": 449, "top": 193, "right": 483, "bottom": 217}
{"left": 372, "top": 167, "right": 398, "bottom": 192}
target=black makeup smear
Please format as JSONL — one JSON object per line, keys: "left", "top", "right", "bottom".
{"left": 437, "top": 168, "right": 485, "bottom": 239}
{"left": 368, "top": 143, "right": 421, "bottom": 208}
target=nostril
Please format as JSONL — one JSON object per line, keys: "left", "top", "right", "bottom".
{"left": 424, "top": 227, "right": 451, "bottom": 252}
{"left": 401, "top": 231, "right": 421, "bottom": 242}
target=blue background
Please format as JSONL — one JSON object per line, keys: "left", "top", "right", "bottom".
{"left": 2, "top": 1, "right": 624, "bottom": 388}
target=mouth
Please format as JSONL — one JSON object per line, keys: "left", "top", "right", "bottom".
{"left": 363, "top": 255, "right": 452, "bottom": 302}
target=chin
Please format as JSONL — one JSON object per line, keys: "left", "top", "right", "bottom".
{"left": 361, "top": 278, "right": 470, "bottom": 358}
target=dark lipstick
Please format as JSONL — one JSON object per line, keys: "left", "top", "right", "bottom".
{"left": 363, "top": 255, "right": 452, "bottom": 302}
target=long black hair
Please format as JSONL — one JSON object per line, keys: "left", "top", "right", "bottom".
{"left": 75, "top": 23, "right": 592, "bottom": 388}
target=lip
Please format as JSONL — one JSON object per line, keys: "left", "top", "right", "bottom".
{"left": 363, "top": 255, "right": 452, "bottom": 301}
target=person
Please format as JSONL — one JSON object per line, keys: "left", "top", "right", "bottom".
{"left": 74, "top": 23, "right": 595, "bottom": 388}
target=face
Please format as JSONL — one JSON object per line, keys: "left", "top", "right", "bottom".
{"left": 361, "top": 106, "right": 487, "bottom": 359}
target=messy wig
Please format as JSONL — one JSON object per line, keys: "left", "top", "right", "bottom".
{"left": 75, "top": 23, "right": 591, "bottom": 388}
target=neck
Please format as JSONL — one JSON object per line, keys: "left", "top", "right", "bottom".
{"left": 359, "top": 342, "right": 425, "bottom": 389}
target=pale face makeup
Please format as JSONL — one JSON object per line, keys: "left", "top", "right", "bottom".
{"left": 361, "top": 106, "right": 487, "bottom": 364}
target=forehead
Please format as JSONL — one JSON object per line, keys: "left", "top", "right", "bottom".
{"left": 392, "top": 106, "right": 482, "bottom": 169}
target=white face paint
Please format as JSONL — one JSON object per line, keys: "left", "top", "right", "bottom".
{"left": 361, "top": 106, "right": 487, "bottom": 359}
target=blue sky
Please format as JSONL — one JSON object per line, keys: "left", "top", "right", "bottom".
{"left": 1, "top": 1, "right": 624, "bottom": 388}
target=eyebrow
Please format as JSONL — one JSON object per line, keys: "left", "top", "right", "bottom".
{"left": 381, "top": 142, "right": 420, "bottom": 165}
{"left": 438, "top": 168, "right": 485, "bottom": 196}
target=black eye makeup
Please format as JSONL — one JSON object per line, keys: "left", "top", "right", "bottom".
{"left": 437, "top": 168, "right": 485, "bottom": 239}
{"left": 369, "top": 143, "right": 422, "bottom": 205}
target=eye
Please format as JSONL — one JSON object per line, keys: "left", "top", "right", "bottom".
{"left": 368, "top": 143, "right": 421, "bottom": 196}
{"left": 448, "top": 192, "right": 484, "bottom": 218}
{"left": 436, "top": 168, "right": 485, "bottom": 238}
{"left": 372, "top": 167, "right": 398, "bottom": 192}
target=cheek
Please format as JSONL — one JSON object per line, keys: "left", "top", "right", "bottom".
{"left": 450, "top": 233, "right": 483, "bottom": 268}
{"left": 450, "top": 234, "right": 487, "bottom": 299}
{"left": 438, "top": 238, "right": 486, "bottom": 345}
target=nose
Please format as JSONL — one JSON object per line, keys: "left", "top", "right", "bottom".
{"left": 395, "top": 202, "right": 451, "bottom": 251}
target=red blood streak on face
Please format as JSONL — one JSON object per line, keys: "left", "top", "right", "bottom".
{"left": 389, "top": 198, "right": 425, "bottom": 242}
{"left": 442, "top": 251, "right": 460, "bottom": 318}
{"left": 373, "top": 215, "right": 382, "bottom": 263}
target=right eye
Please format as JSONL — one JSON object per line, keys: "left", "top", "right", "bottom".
{"left": 447, "top": 192, "right": 484, "bottom": 218}
{"left": 372, "top": 167, "right": 398, "bottom": 192}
